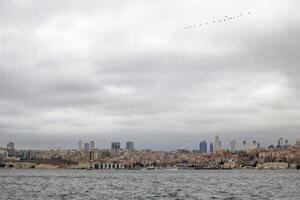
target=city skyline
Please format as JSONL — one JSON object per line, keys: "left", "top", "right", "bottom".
{"left": 0, "top": 136, "right": 296, "bottom": 151}
{"left": 1, "top": 1, "right": 300, "bottom": 199}
{"left": 1, "top": 0, "right": 300, "bottom": 149}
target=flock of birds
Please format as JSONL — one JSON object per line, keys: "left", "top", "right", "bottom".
{"left": 184, "top": 11, "right": 251, "bottom": 30}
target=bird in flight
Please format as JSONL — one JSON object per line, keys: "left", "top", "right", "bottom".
{"left": 184, "top": 11, "right": 251, "bottom": 30}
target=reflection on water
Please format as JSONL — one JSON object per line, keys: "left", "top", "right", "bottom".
{"left": 0, "top": 170, "right": 299, "bottom": 200}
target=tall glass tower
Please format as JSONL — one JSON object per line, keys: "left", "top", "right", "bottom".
{"left": 199, "top": 140, "right": 207, "bottom": 153}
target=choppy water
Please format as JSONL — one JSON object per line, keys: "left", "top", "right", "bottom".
{"left": 0, "top": 170, "right": 299, "bottom": 200}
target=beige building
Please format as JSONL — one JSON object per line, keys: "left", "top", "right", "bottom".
{"left": 257, "top": 162, "right": 289, "bottom": 169}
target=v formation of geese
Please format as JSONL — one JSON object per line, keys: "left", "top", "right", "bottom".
{"left": 184, "top": 11, "right": 251, "bottom": 30}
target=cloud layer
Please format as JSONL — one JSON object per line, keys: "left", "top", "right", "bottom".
{"left": 0, "top": 0, "right": 300, "bottom": 149}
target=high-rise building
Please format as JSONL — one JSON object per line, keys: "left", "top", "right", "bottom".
{"left": 252, "top": 140, "right": 258, "bottom": 150}
{"left": 284, "top": 139, "right": 288, "bottom": 146}
{"left": 242, "top": 141, "right": 248, "bottom": 152}
{"left": 78, "top": 141, "right": 83, "bottom": 150}
{"left": 210, "top": 143, "right": 213, "bottom": 153}
{"left": 84, "top": 143, "right": 90, "bottom": 151}
{"left": 111, "top": 142, "right": 121, "bottom": 156}
{"left": 277, "top": 137, "right": 284, "bottom": 148}
{"left": 199, "top": 140, "right": 207, "bottom": 153}
{"left": 7, "top": 141, "right": 14, "bottom": 149}
{"left": 126, "top": 141, "right": 134, "bottom": 151}
{"left": 230, "top": 139, "right": 236, "bottom": 152}
{"left": 214, "top": 136, "right": 221, "bottom": 152}
{"left": 90, "top": 141, "right": 95, "bottom": 149}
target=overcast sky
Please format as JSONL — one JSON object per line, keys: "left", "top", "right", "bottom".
{"left": 0, "top": 0, "right": 300, "bottom": 150}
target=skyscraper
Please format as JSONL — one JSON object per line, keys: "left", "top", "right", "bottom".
{"left": 252, "top": 140, "right": 258, "bottom": 150}
{"left": 78, "top": 141, "right": 83, "bottom": 150}
{"left": 90, "top": 141, "right": 95, "bottom": 149}
{"left": 199, "top": 140, "right": 207, "bottom": 153}
{"left": 111, "top": 142, "right": 121, "bottom": 156}
{"left": 284, "top": 139, "right": 288, "bottom": 147}
{"left": 210, "top": 143, "right": 214, "bottom": 153}
{"left": 242, "top": 141, "right": 248, "bottom": 152}
{"left": 214, "top": 135, "right": 221, "bottom": 152}
{"left": 7, "top": 141, "right": 14, "bottom": 149}
{"left": 230, "top": 139, "right": 236, "bottom": 152}
{"left": 84, "top": 143, "right": 90, "bottom": 151}
{"left": 126, "top": 141, "right": 134, "bottom": 151}
{"left": 277, "top": 138, "right": 284, "bottom": 148}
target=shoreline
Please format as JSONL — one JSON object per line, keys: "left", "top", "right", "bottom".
{"left": 0, "top": 168, "right": 298, "bottom": 171}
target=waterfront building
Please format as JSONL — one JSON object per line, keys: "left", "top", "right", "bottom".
{"left": 260, "top": 162, "right": 289, "bottom": 169}
{"left": 84, "top": 143, "right": 90, "bottom": 151}
{"left": 0, "top": 150, "right": 8, "bottom": 160}
{"left": 90, "top": 141, "right": 95, "bottom": 149}
{"left": 199, "top": 141, "right": 207, "bottom": 153}
{"left": 210, "top": 142, "right": 213, "bottom": 153}
{"left": 230, "top": 139, "right": 236, "bottom": 152}
{"left": 111, "top": 142, "right": 121, "bottom": 156}
{"left": 214, "top": 136, "right": 221, "bottom": 152}
{"left": 19, "top": 150, "right": 33, "bottom": 160}
{"left": 126, "top": 141, "right": 134, "bottom": 151}
{"left": 87, "top": 150, "right": 96, "bottom": 161}
{"left": 78, "top": 141, "right": 83, "bottom": 150}
{"left": 7, "top": 141, "right": 14, "bottom": 149}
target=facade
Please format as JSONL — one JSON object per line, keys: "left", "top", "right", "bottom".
{"left": 84, "top": 143, "right": 90, "bottom": 151}
{"left": 242, "top": 141, "right": 248, "bottom": 152}
{"left": 259, "top": 162, "right": 289, "bottom": 169}
{"left": 0, "top": 150, "right": 8, "bottom": 160}
{"left": 20, "top": 150, "right": 33, "bottom": 160}
{"left": 83, "top": 150, "right": 96, "bottom": 161}
{"left": 210, "top": 143, "right": 213, "bottom": 153}
{"left": 199, "top": 141, "right": 207, "bottom": 153}
{"left": 7, "top": 141, "right": 14, "bottom": 149}
{"left": 90, "top": 141, "right": 95, "bottom": 149}
{"left": 126, "top": 141, "right": 134, "bottom": 151}
{"left": 277, "top": 138, "right": 284, "bottom": 148}
{"left": 111, "top": 142, "right": 121, "bottom": 156}
{"left": 214, "top": 136, "right": 221, "bottom": 152}
{"left": 230, "top": 140, "right": 236, "bottom": 152}
{"left": 78, "top": 141, "right": 83, "bottom": 150}
{"left": 252, "top": 141, "right": 258, "bottom": 150}
{"left": 257, "top": 142, "right": 261, "bottom": 148}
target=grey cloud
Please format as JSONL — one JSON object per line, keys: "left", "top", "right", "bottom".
{"left": 0, "top": 0, "right": 300, "bottom": 149}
